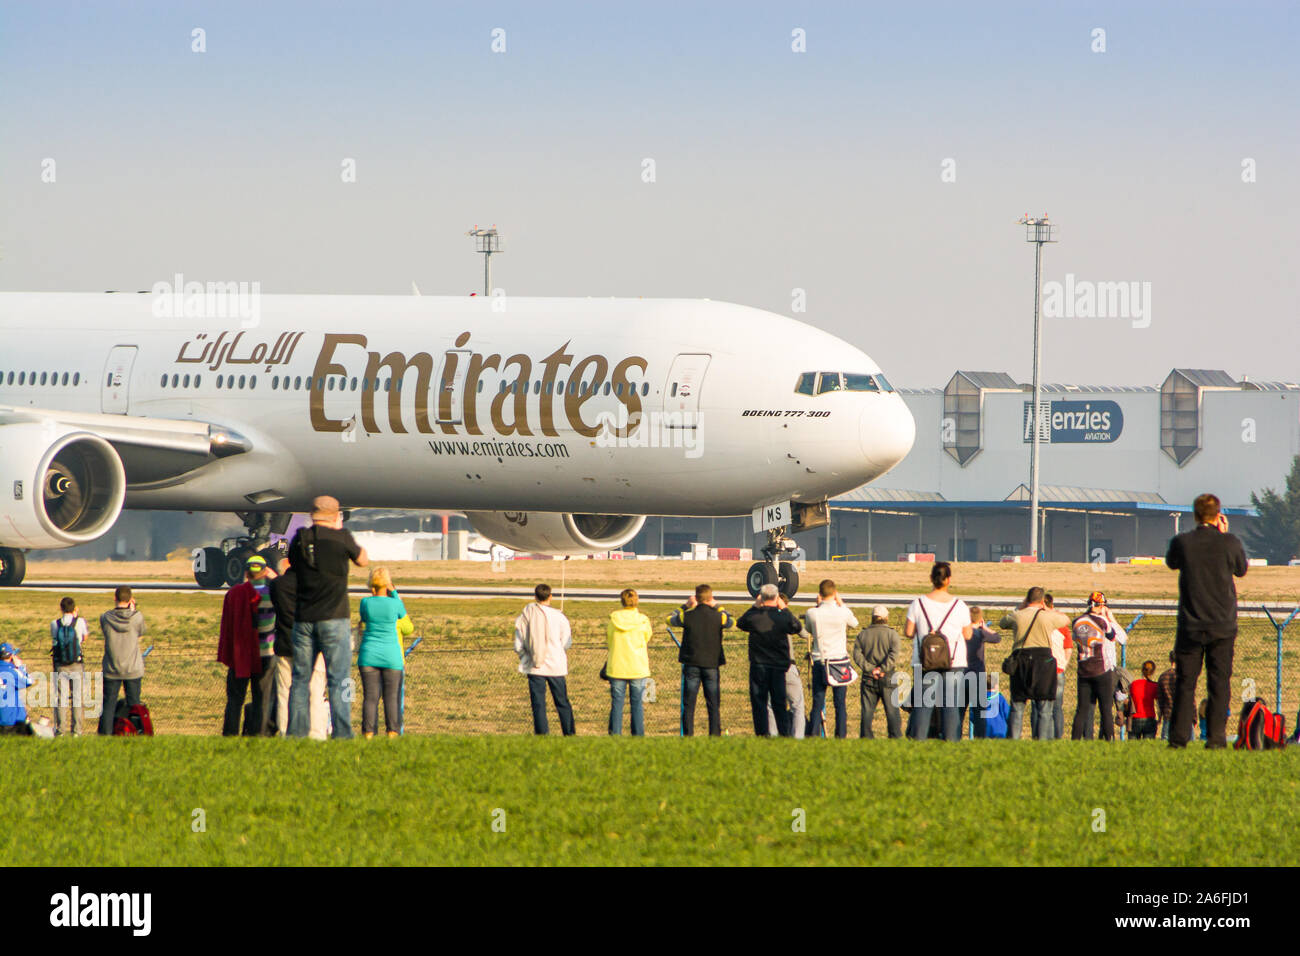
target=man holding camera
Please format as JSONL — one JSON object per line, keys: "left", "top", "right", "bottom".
{"left": 1165, "top": 493, "right": 1247, "bottom": 750}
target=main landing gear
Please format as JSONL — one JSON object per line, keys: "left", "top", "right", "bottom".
{"left": 192, "top": 512, "right": 290, "bottom": 589}
{"left": 745, "top": 527, "right": 800, "bottom": 600}
{"left": 0, "top": 548, "right": 26, "bottom": 587}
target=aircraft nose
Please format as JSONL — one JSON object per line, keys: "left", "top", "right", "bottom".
{"left": 861, "top": 395, "right": 915, "bottom": 476}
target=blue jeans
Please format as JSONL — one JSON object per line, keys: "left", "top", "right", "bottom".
{"left": 609, "top": 677, "right": 647, "bottom": 735}
{"left": 289, "top": 618, "right": 354, "bottom": 739}
{"left": 909, "top": 669, "right": 962, "bottom": 741}
{"left": 680, "top": 665, "right": 721, "bottom": 736}
{"left": 528, "top": 674, "right": 575, "bottom": 735}
{"left": 1009, "top": 697, "right": 1055, "bottom": 739}
{"left": 1031, "top": 673, "right": 1067, "bottom": 739}
{"left": 809, "top": 662, "right": 847, "bottom": 738}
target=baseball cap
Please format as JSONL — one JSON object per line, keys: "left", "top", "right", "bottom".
{"left": 872, "top": 604, "right": 889, "bottom": 619}
{"left": 0, "top": 642, "right": 16, "bottom": 658}
{"left": 246, "top": 554, "right": 267, "bottom": 571}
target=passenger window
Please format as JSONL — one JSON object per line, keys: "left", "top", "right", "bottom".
{"left": 238, "top": 375, "right": 247, "bottom": 389}
{"left": 642, "top": 382, "right": 649, "bottom": 396}
{"left": 40, "top": 372, "right": 48, "bottom": 386}
{"left": 73, "top": 373, "right": 80, "bottom": 386}
{"left": 816, "top": 372, "right": 841, "bottom": 394}
{"left": 794, "top": 372, "right": 816, "bottom": 395}
{"left": 350, "top": 377, "right": 357, "bottom": 391}
{"left": 216, "top": 375, "right": 224, "bottom": 389}
{"left": 61, "top": 373, "right": 69, "bottom": 386}
{"left": 670, "top": 383, "right": 678, "bottom": 397}
{"left": 183, "top": 374, "right": 191, "bottom": 388}
{"left": 160, "top": 374, "right": 168, "bottom": 387}
{"left": 843, "top": 373, "right": 879, "bottom": 392}
{"left": 172, "top": 374, "right": 179, "bottom": 388}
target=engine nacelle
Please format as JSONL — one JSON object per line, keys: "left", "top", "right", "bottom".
{"left": 465, "top": 511, "right": 646, "bottom": 556}
{"left": 0, "top": 424, "right": 127, "bottom": 550}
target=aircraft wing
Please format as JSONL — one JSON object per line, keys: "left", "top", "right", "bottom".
{"left": 0, "top": 405, "right": 250, "bottom": 484}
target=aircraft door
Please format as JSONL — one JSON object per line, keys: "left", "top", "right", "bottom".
{"left": 101, "top": 345, "right": 138, "bottom": 414}
{"left": 663, "top": 353, "right": 711, "bottom": 426}
{"left": 435, "top": 350, "right": 472, "bottom": 426}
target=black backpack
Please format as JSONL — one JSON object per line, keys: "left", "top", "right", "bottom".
{"left": 52, "top": 618, "right": 83, "bottom": 666}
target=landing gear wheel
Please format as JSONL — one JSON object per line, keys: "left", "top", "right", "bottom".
{"left": 224, "top": 546, "right": 255, "bottom": 587}
{"left": 778, "top": 562, "right": 800, "bottom": 600}
{"left": 746, "top": 561, "right": 778, "bottom": 598}
{"left": 193, "top": 546, "right": 226, "bottom": 589}
{"left": 0, "top": 549, "right": 26, "bottom": 587}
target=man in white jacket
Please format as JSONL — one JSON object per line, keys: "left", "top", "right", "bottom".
{"left": 514, "top": 583, "right": 576, "bottom": 735}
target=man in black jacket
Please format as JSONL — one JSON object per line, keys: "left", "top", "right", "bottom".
{"left": 738, "top": 584, "right": 802, "bottom": 737}
{"left": 669, "top": 584, "right": 734, "bottom": 736}
{"left": 1165, "top": 493, "right": 1248, "bottom": 749}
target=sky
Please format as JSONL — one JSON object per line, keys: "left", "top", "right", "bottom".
{"left": 1, "top": 0, "right": 1297, "bottom": 388}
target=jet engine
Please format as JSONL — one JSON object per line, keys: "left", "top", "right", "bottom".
{"left": 465, "top": 511, "right": 646, "bottom": 556}
{"left": 0, "top": 424, "right": 127, "bottom": 550}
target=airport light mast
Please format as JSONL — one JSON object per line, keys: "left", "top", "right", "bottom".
{"left": 1019, "top": 214, "right": 1057, "bottom": 560}
{"left": 467, "top": 226, "right": 502, "bottom": 296}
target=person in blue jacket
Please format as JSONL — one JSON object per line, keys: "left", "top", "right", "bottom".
{"left": 357, "top": 567, "right": 410, "bottom": 738}
{"left": 0, "top": 642, "right": 35, "bottom": 735}
{"left": 972, "top": 687, "right": 1011, "bottom": 739}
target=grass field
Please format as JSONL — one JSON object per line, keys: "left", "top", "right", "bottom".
{"left": 2, "top": 736, "right": 1296, "bottom": 866}
{"left": 25, "top": 556, "right": 1300, "bottom": 603}
{"left": 4, "top": 588, "right": 1298, "bottom": 737}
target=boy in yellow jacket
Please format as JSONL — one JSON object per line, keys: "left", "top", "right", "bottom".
{"left": 607, "top": 589, "right": 653, "bottom": 735}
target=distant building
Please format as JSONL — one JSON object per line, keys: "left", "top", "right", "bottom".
{"left": 825, "top": 368, "right": 1298, "bottom": 562}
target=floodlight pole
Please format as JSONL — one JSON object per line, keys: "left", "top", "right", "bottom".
{"left": 1020, "top": 216, "right": 1057, "bottom": 560}
{"left": 467, "top": 227, "right": 502, "bottom": 297}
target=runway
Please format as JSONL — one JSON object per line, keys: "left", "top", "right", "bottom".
{"left": 8, "top": 579, "right": 1195, "bottom": 612}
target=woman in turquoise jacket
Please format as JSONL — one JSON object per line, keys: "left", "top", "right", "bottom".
{"left": 358, "top": 566, "right": 411, "bottom": 737}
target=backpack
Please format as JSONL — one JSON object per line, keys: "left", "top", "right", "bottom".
{"left": 917, "top": 600, "right": 958, "bottom": 673}
{"left": 112, "top": 699, "right": 154, "bottom": 736}
{"left": 52, "top": 618, "right": 83, "bottom": 666}
{"left": 1234, "top": 698, "right": 1286, "bottom": 750}
{"left": 1073, "top": 615, "right": 1111, "bottom": 679}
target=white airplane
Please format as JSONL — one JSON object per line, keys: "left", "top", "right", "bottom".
{"left": 0, "top": 292, "right": 915, "bottom": 595}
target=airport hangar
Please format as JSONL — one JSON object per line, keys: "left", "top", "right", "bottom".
{"left": 635, "top": 369, "right": 1300, "bottom": 563}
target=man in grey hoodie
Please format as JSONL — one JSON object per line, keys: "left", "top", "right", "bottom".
{"left": 98, "top": 586, "right": 147, "bottom": 735}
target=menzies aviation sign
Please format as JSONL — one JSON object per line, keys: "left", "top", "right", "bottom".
{"left": 1022, "top": 400, "right": 1124, "bottom": 444}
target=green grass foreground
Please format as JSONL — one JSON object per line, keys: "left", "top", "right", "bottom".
{"left": 3, "top": 736, "right": 1297, "bottom": 866}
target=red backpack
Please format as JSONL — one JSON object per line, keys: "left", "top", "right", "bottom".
{"left": 1234, "top": 698, "right": 1286, "bottom": 750}
{"left": 112, "top": 702, "right": 155, "bottom": 737}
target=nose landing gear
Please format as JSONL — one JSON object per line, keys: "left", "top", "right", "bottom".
{"left": 745, "top": 527, "right": 801, "bottom": 600}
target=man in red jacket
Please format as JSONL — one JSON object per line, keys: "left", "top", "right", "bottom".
{"left": 218, "top": 557, "right": 265, "bottom": 736}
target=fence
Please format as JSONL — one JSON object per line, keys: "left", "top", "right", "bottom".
{"left": 13, "top": 605, "right": 1300, "bottom": 739}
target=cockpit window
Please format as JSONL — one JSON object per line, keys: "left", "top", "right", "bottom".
{"left": 843, "top": 373, "right": 879, "bottom": 392}
{"left": 795, "top": 371, "right": 896, "bottom": 395}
